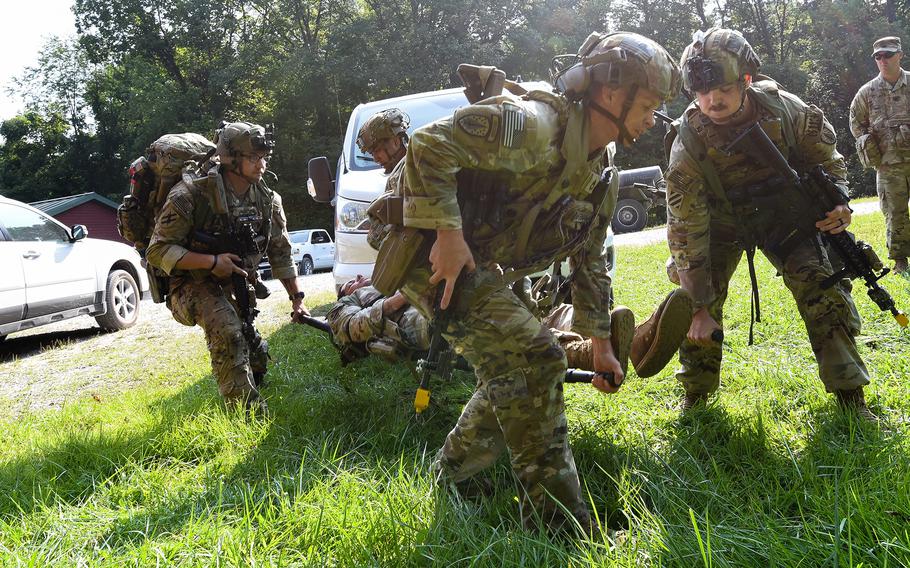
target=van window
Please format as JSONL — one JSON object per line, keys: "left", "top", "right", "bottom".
{"left": 351, "top": 92, "right": 467, "bottom": 171}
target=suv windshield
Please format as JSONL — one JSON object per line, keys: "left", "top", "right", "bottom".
{"left": 351, "top": 91, "right": 467, "bottom": 170}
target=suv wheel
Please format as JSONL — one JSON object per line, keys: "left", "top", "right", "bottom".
{"left": 95, "top": 269, "right": 140, "bottom": 331}
{"left": 299, "top": 256, "right": 314, "bottom": 275}
{"left": 611, "top": 198, "right": 648, "bottom": 233}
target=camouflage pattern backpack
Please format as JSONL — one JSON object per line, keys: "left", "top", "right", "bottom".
{"left": 117, "top": 133, "right": 215, "bottom": 302}
{"left": 117, "top": 133, "right": 216, "bottom": 250}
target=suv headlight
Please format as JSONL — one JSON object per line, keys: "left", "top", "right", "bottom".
{"left": 336, "top": 196, "right": 371, "bottom": 233}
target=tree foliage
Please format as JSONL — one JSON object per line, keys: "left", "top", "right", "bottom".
{"left": 2, "top": 0, "right": 909, "bottom": 218}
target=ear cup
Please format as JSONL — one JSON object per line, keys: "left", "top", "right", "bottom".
{"left": 555, "top": 64, "right": 590, "bottom": 101}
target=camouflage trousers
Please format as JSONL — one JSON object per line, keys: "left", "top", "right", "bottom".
{"left": 167, "top": 279, "right": 267, "bottom": 403}
{"left": 402, "top": 266, "right": 588, "bottom": 530}
{"left": 876, "top": 163, "right": 910, "bottom": 259}
{"left": 677, "top": 236, "right": 869, "bottom": 395}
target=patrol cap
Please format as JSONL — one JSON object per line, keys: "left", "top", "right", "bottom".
{"left": 872, "top": 36, "right": 902, "bottom": 55}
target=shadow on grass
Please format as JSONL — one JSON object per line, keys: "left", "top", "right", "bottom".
{"left": 0, "top": 327, "right": 107, "bottom": 362}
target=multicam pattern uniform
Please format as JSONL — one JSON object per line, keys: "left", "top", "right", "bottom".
{"left": 146, "top": 162, "right": 296, "bottom": 402}
{"left": 399, "top": 90, "right": 617, "bottom": 529}
{"left": 850, "top": 69, "right": 910, "bottom": 259}
{"left": 326, "top": 285, "right": 430, "bottom": 358}
{"left": 666, "top": 81, "right": 870, "bottom": 395}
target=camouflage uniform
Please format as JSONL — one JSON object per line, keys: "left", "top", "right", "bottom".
{"left": 326, "top": 285, "right": 430, "bottom": 359}
{"left": 391, "top": 32, "right": 679, "bottom": 529}
{"left": 146, "top": 160, "right": 295, "bottom": 403}
{"left": 850, "top": 66, "right": 910, "bottom": 260}
{"left": 667, "top": 81, "right": 870, "bottom": 395}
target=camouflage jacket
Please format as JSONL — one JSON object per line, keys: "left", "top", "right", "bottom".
{"left": 402, "top": 90, "right": 617, "bottom": 338}
{"left": 850, "top": 69, "right": 910, "bottom": 165}
{"left": 666, "top": 80, "right": 847, "bottom": 307}
{"left": 146, "top": 162, "right": 296, "bottom": 289}
{"left": 327, "top": 285, "right": 430, "bottom": 357}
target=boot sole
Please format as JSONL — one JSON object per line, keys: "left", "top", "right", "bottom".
{"left": 635, "top": 289, "right": 694, "bottom": 378}
{"left": 610, "top": 306, "right": 635, "bottom": 378}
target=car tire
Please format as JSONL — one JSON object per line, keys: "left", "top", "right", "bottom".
{"left": 95, "top": 269, "right": 140, "bottom": 331}
{"left": 612, "top": 198, "right": 648, "bottom": 234}
{"left": 299, "top": 256, "right": 314, "bottom": 275}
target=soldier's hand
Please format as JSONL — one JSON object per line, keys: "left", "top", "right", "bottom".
{"left": 429, "top": 228, "right": 476, "bottom": 309}
{"left": 816, "top": 204, "right": 852, "bottom": 234}
{"left": 290, "top": 297, "right": 310, "bottom": 322}
{"left": 212, "top": 253, "right": 248, "bottom": 279}
{"left": 591, "top": 336, "right": 624, "bottom": 394}
{"left": 688, "top": 308, "right": 722, "bottom": 347}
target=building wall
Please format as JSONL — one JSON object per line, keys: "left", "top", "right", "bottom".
{"left": 54, "top": 202, "right": 129, "bottom": 244}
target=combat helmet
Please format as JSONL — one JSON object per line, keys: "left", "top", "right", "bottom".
{"left": 356, "top": 108, "right": 410, "bottom": 153}
{"left": 552, "top": 32, "right": 681, "bottom": 104}
{"left": 215, "top": 121, "right": 275, "bottom": 164}
{"left": 551, "top": 32, "right": 681, "bottom": 145}
{"left": 680, "top": 28, "right": 761, "bottom": 96}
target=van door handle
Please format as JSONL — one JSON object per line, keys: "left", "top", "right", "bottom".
{"left": 22, "top": 251, "right": 41, "bottom": 260}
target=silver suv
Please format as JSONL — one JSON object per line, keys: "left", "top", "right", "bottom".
{"left": 0, "top": 195, "right": 149, "bottom": 341}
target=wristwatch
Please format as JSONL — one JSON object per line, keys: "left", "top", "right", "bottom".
{"left": 289, "top": 291, "right": 306, "bottom": 301}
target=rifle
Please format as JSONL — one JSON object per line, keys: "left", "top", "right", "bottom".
{"left": 414, "top": 275, "right": 461, "bottom": 414}
{"left": 724, "top": 123, "right": 908, "bottom": 328}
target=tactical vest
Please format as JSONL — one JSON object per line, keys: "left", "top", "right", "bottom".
{"left": 183, "top": 166, "right": 275, "bottom": 275}
{"left": 457, "top": 89, "right": 615, "bottom": 279}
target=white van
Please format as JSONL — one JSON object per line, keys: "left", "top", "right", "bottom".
{"left": 309, "top": 84, "right": 616, "bottom": 289}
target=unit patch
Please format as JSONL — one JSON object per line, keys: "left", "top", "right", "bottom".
{"left": 457, "top": 113, "right": 494, "bottom": 138}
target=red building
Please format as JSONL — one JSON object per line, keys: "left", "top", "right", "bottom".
{"left": 30, "top": 193, "right": 128, "bottom": 244}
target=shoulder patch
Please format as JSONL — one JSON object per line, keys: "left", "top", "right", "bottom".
{"left": 455, "top": 107, "right": 500, "bottom": 143}
{"left": 805, "top": 105, "right": 824, "bottom": 139}
{"left": 169, "top": 190, "right": 194, "bottom": 221}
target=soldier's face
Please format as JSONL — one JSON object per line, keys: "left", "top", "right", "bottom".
{"left": 594, "top": 85, "right": 661, "bottom": 146}
{"left": 371, "top": 138, "right": 403, "bottom": 172}
{"left": 240, "top": 152, "right": 268, "bottom": 181}
{"left": 875, "top": 51, "right": 902, "bottom": 75}
{"left": 695, "top": 81, "right": 746, "bottom": 123}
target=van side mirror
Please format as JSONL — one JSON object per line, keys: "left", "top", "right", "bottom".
{"left": 308, "top": 157, "right": 335, "bottom": 203}
{"left": 70, "top": 224, "right": 88, "bottom": 241}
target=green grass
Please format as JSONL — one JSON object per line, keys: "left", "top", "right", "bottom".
{"left": 2, "top": 214, "right": 910, "bottom": 566}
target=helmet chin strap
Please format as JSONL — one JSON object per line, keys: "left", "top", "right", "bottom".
{"left": 588, "top": 84, "right": 639, "bottom": 145}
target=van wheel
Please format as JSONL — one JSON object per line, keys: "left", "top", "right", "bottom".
{"left": 95, "top": 269, "right": 140, "bottom": 331}
{"left": 299, "top": 256, "right": 314, "bottom": 275}
{"left": 612, "top": 198, "right": 648, "bottom": 233}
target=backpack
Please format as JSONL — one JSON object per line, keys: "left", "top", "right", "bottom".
{"left": 117, "top": 133, "right": 216, "bottom": 250}
{"left": 117, "top": 133, "right": 216, "bottom": 303}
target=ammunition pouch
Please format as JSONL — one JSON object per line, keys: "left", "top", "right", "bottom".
{"left": 366, "top": 192, "right": 404, "bottom": 252}
{"left": 371, "top": 226, "right": 428, "bottom": 296}
{"left": 117, "top": 195, "right": 150, "bottom": 247}
{"left": 856, "top": 133, "right": 883, "bottom": 169}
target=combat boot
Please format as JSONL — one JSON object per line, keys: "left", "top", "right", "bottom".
{"left": 631, "top": 289, "right": 694, "bottom": 377}
{"left": 679, "top": 392, "right": 708, "bottom": 411}
{"left": 561, "top": 306, "right": 635, "bottom": 377}
{"left": 254, "top": 279, "right": 271, "bottom": 299}
{"left": 835, "top": 386, "right": 878, "bottom": 422}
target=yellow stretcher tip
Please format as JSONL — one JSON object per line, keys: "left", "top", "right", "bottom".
{"left": 414, "top": 388, "right": 431, "bottom": 414}
{"left": 896, "top": 312, "right": 909, "bottom": 328}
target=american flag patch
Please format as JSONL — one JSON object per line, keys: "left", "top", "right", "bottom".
{"left": 501, "top": 106, "right": 526, "bottom": 149}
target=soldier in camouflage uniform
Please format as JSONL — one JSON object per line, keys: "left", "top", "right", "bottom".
{"left": 666, "top": 28, "right": 873, "bottom": 417}
{"left": 850, "top": 36, "right": 910, "bottom": 275}
{"left": 385, "top": 33, "right": 681, "bottom": 532}
{"left": 146, "top": 122, "right": 309, "bottom": 411}
{"left": 327, "top": 274, "right": 430, "bottom": 361}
